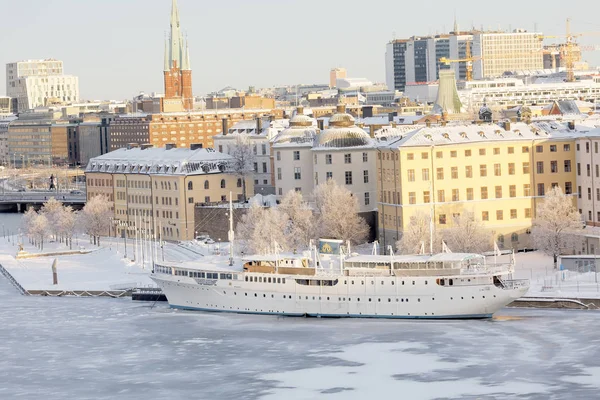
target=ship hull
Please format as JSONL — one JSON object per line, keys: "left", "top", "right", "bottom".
{"left": 151, "top": 273, "right": 527, "bottom": 319}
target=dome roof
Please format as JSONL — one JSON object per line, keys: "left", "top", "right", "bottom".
{"left": 273, "top": 106, "right": 317, "bottom": 145}
{"left": 289, "top": 106, "right": 313, "bottom": 127}
{"left": 316, "top": 104, "right": 372, "bottom": 148}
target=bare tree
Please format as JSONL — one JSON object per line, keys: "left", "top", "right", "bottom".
{"left": 236, "top": 203, "right": 289, "bottom": 254}
{"left": 229, "top": 136, "right": 256, "bottom": 202}
{"left": 81, "top": 194, "right": 112, "bottom": 246}
{"left": 532, "top": 186, "right": 584, "bottom": 269}
{"left": 396, "top": 211, "right": 442, "bottom": 254}
{"left": 442, "top": 211, "right": 491, "bottom": 253}
{"left": 279, "top": 190, "right": 314, "bottom": 250}
{"left": 22, "top": 207, "right": 37, "bottom": 245}
{"left": 313, "top": 180, "right": 368, "bottom": 245}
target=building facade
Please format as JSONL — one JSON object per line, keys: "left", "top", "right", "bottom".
{"left": 377, "top": 122, "right": 579, "bottom": 250}
{"left": 385, "top": 39, "right": 409, "bottom": 92}
{"left": 214, "top": 117, "right": 287, "bottom": 196}
{"left": 330, "top": 68, "right": 347, "bottom": 88}
{"left": 473, "top": 31, "right": 544, "bottom": 79}
{"left": 85, "top": 145, "right": 250, "bottom": 241}
{"left": 6, "top": 59, "right": 79, "bottom": 112}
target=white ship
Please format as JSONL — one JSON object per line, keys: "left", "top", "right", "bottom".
{"left": 151, "top": 243, "right": 529, "bottom": 320}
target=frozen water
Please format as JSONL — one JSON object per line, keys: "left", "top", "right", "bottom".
{"left": 1, "top": 276, "right": 600, "bottom": 400}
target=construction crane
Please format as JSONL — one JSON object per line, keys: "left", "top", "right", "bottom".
{"left": 539, "top": 18, "right": 600, "bottom": 82}
{"left": 439, "top": 39, "right": 480, "bottom": 81}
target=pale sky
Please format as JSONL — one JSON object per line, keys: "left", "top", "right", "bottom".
{"left": 1, "top": 0, "right": 599, "bottom": 101}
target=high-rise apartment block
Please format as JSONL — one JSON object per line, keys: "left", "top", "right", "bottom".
{"left": 162, "top": 0, "right": 193, "bottom": 112}
{"left": 386, "top": 29, "right": 545, "bottom": 91}
{"left": 6, "top": 59, "right": 79, "bottom": 113}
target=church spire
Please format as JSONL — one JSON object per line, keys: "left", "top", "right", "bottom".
{"left": 164, "top": 36, "right": 170, "bottom": 71}
{"left": 169, "top": 0, "right": 183, "bottom": 69}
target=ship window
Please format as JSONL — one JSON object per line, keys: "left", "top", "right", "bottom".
{"left": 412, "top": 281, "right": 415, "bottom": 285}
{"left": 357, "top": 298, "right": 360, "bottom": 302}
{"left": 263, "top": 294, "right": 266, "bottom": 297}
{"left": 361, "top": 281, "right": 364, "bottom": 285}
{"left": 268, "top": 278, "right": 271, "bottom": 283}
{"left": 388, "top": 299, "right": 391, "bottom": 302}
{"left": 259, "top": 277, "right": 263, "bottom": 282}
{"left": 282, "top": 278, "right": 286, "bottom": 284}
{"left": 418, "top": 298, "right": 421, "bottom": 302}
{"left": 402, "top": 281, "right": 405, "bottom": 285}
{"left": 369, "top": 298, "right": 372, "bottom": 302}
{"left": 425, "top": 280, "right": 428, "bottom": 285}
{"left": 200, "top": 272, "right": 205, "bottom": 278}
{"left": 254, "top": 293, "right": 257, "bottom": 297}
{"left": 392, "top": 281, "right": 395, "bottom": 285}
{"left": 378, "top": 299, "right": 381, "bottom": 302}
{"left": 277, "top": 278, "right": 281, "bottom": 283}
{"left": 401, "top": 299, "right": 404, "bottom": 302}
{"left": 245, "top": 276, "right": 248, "bottom": 282}
{"left": 449, "top": 279, "right": 453, "bottom": 286}
{"left": 381, "top": 281, "right": 384, "bottom": 285}
{"left": 327, "top": 297, "right": 330, "bottom": 300}
{"left": 351, "top": 280, "right": 354, "bottom": 285}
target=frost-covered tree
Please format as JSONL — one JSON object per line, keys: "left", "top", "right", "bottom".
{"left": 81, "top": 194, "right": 112, "bottom": 246}
{"left": 236, "top": 203, "right": 289, "bottom": 254}
{"left": 229, "top": 136, "right": 256, "bottom": 202}
{"left": 22, "top": 207, "right": 37, "bottom": 245}
{"left": 57, "top": 206, "right": 77, "bottom": 249}
{"left": 279, "top": 190, "right": 314, "bottom": 250}
{"left": 532, "top": 186, "right": 584, "bottom": 269}
{"left": 30, "top": 212, "right": 49, "bottom": 250}
{"left": 396, "top": 211, "right": 442, "bottom": 254}
{"left": 442, "top": 211, "right": 491, "bottom": 254}
{"left": 41, "top": 197, "right": 63, "bottom": 241}
{"left": 313, "top": 180, "right": 368, "bottom": 245}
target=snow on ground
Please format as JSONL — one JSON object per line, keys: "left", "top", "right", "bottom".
{"left": 0, "top": 233, "right": 212, "bottom": 291}
{"left": 509, "top": 251, "right": 600, "bottom": 299}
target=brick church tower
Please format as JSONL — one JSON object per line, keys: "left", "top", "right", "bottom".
{"left": 162, "top": 0, "right": 193, "bottom": 112}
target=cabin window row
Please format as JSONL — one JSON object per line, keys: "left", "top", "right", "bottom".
{"left": 245, "top": 276, "right": 286, "bottom": 284}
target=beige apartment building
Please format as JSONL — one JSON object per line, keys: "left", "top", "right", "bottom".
{"left": 85, "top": 144, "right": 251, "bottom": 241}
{"left": 377, "top": 121, "right": 579, "bottom": 251}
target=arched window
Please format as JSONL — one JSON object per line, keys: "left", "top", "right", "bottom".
{"left": 237, "top": 178, "right": 242, "bottom": 188}
{"left": 188, "top": 181, "right": 193, "bottom": 190}
{"left": 204, "top": 180, "right": 209, "bottom": 189}
{"left": 498, "top": 234, "right": 505, "bottom": 244}
{"left": 221, "top": 179, "right": 226, "bottom": 189}
{"left": 511, "top": 233, "right": 519, "bottom": 242}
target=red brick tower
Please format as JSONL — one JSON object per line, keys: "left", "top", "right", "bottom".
{"left": 163, "top": 0, "right": 193, "bottom": 112}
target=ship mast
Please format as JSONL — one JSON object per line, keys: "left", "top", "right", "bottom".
{"left": 228, "top": 191, "right": 234, "bottom": 266}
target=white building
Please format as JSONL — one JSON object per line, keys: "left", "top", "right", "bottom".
{"left": 273, "top": 107, "right": 319, "bottom": 200}
{"left": 458, "top": 78, "right": 600, "bottom": 109}
{"left": 473, "top": 31, "right": 544, "bottom": 79}
{"left": 0, "top": 116, "right": 17, "bottom": 166}
{"left": 6, "top": 59, "right": 80, "bottom": 112}
{"left": 213, "top": 118, "right": 287, "bottom": 196}
{"left": 274, "top": 104, "right": 377, "bottom": 213}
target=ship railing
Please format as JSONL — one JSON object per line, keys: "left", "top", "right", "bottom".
{"left": 460, "top": 264, "right": 513, "bottom": 276}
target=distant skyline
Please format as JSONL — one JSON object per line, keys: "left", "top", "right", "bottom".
{"left": 1, "top": 0, "right": 599, "bottom": 101}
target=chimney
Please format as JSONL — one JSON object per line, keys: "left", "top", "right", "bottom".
{"left": 426, "top": 120, "right": 431, "bottom": 128}
{"left": 126, "top": 143, "right": 140, "bottom": 150}
{"left": 190, "top": 143, "right": 203, "bottom": 150}
{"left": 504, "top": 121, "right": 511, "bottom": 131}
{"left": 256, "top": 117, "right": 263, "bottom": 134}
{"left": 222, "top": 118, "right": 229, "bottom": 136}
{"left": 165, "top": 143, "right": 176, "bottom": 150}
{"left": 140, "top": 143, "right": 154, "bottom": 150}
{"left": 317, "top": 119, "right": 325, "bottom": 131}
{"left": 568, "top": 121, "right": 575, "bottom": 130}
{"left": 369, "top": 125, "right": 376, "bottom": 138}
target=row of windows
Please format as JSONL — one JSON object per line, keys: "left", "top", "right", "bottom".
{"left": 402, "top": 160, "right": 570, "bottom": 182}
{"left": 382, "top": 182, "right": 571, "bottom": 205}
{"left": 276, "top": 152, "right": 370, "bottom": 164}
{"left": 402, "top": 144, "right": 571, "bottom": 161}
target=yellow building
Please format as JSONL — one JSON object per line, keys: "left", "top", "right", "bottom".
{"left": 377, "top": 121, "right": 578, "bottom": 251}
{"left": 85, "top": 144, "right": 251, "bottom": 241}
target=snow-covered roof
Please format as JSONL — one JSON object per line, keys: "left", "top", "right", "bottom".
{"left": 86, "top": 147, "right": 234, "bottom": 176}
{"left": 379, "top": 121, "right": 598, "bottom": 149}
